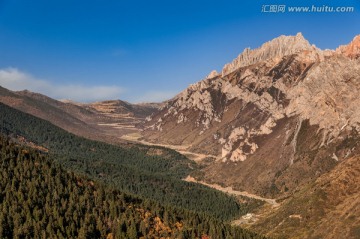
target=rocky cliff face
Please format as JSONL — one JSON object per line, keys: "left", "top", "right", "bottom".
{"left": 221, "top": 32, "right": 317, "bottom": 76}
{"left": 336, "top": 35, "right": 360, "bottom": 59}
{"left": 142, "top": 33, "right": 360, "bottom": 197}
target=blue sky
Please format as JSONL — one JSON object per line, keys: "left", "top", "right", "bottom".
{"left": 0, "top": 0, "right": 359, "bottom": 103}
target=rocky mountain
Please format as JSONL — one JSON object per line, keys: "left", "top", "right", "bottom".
{"left": 142, "top": 33, "right": 360, "bottom": 198}
{"left": 336, "top": 35, "right": 360, "bottom": 59}
{"left": 221, "top": 32, "right": 317, "bottom": 76}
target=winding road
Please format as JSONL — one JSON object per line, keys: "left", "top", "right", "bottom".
{"left": 121, "top": 133, "right": 279, "bottom": 207}
{"left": 184, "top": 176, "right": 279, "bottom": 207}
{"left": 121, "top": 134, "right": 218, "bottom": 162}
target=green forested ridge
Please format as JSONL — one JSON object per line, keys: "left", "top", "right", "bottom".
{"left": 0, "top": 136, "right": 266, "bottom": 239}
{"left": 0, "top": 103, "right": 247, "bottom": 221}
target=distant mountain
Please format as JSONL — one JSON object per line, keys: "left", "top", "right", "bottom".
{"left": 142, "top": 33, "right": 360, "bottom": 199}
{"left": 0, "top": 86, "right": 160, "bottom": 142}
{"left": 85, "top": 100, "right": 162, "bottom": 118}
{"left": 0, "top": 86, "right": 101, "bottom": 139}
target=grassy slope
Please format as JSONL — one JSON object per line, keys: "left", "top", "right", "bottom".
{"left": 253, "top": 155, "right": 360, "bottom": 239}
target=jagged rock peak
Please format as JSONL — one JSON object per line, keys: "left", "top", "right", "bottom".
{"left": 205, "top": 70, "right": 219, "bottom": 79}
{"left": 222, "top": 32, "right": 315, "bottom": 76}
{"left": 336, "top": 34, "right": 360, "bottom": 59}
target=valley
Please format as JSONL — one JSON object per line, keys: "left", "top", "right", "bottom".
{"left": 120, "top": 133, "right": 218, "bottom": 162}
{"left": 0, "top": 102, "right": 266, "bottom": 238}
{"left": 0, "top": 135, "right": 265, "bottom": 239}
{"left": 1, "top": 32, "right": 360, "bottom": 238}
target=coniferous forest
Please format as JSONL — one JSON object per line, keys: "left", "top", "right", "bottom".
{"left": 0, "top": 102, "right": 266, "bottom": 238}
{"left": 0, "top": 136, "right": 266, "bottom": 239}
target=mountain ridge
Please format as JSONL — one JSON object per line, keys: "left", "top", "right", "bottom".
{"left": 2, "top": 32, "right": 360, "bottom": 239}
{"left": 141, "top": 33, "right": 360, "bottom": 200}
{"left": 0, "top": 86, "right": 161, "bottom": 144}
{"left": 221, "top": 32, "right": 317, "bottom": 76}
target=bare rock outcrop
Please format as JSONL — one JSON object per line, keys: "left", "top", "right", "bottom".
{"left": 337, "top": 35, "right": 360, "bottom": 59}
{"left": 206, "top": 70, "right": 219, "bottom": 79}
{"left": 221, "top": 33, "right": 317, "bottom": 76}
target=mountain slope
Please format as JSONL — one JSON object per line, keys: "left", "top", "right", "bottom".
{"left": 252, "top": 154, "right": 360, "bottom": 239}
{"left": 86, "top": 100, "right": 161, "bottom": 119}
{"left": 0, "top": 136, "right": 265, "bottom": 239}
{"left": 0, "top": 102, "right": 248, "bottom": 221}
{"left": 0, "top": 86, "right": 102, "bottom": 140}
{"left": 81, "top": 99, "right": 161, "bottom": 137}
{"left": 141, "top": 33, "right": 360, "bottom": 197}
{"left": 0, "top": 86, "right": 160, "bottom": 142}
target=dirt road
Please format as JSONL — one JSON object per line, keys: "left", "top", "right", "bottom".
{"left": 121, "top": 134, "right": 218, "bottom": 162}
{"left": 184, "top": 176, "right": 279, "bottom": 207}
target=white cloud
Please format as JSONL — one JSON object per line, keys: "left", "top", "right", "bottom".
{"left": 0, "top": 67, "right": 123, "bottom": 102}
{"left": 0, "top": 67, "right": 47, "bottom": 91}
{"left": 134, "top": 90, "right": 177, "bottom": 103}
